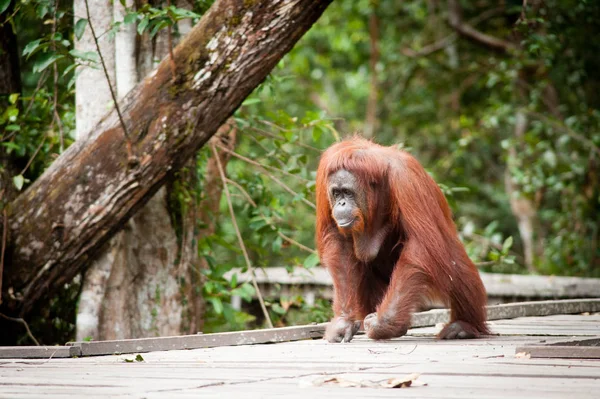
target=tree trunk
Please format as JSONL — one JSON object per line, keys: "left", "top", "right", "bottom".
{"left": 0, "top": 0, "right": 331, "bottom": 324}
{"left": 363, "top": 9, "right": 379, "bottom": 139}
{"left": 76, "top": 1, "right": 241, "bottom": 340}
{"left": 505, "top": 111, "right": 537, "bottom": 273}
{"left": 73, "top": 0, "right": 115, "bottom": 140}
{"left": 76, "top": 0, "right": 185, "bottom": 341}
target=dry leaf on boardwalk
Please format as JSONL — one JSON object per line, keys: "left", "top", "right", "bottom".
{"left": 380, "top": 373, "right": 422, "bottom": 388}
{"left": 311, "top": 373, "right": 424, "bottom": 389}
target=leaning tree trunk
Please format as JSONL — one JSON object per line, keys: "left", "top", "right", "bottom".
{"left": 0, "top": 0, "right": 332, "bottom": 326}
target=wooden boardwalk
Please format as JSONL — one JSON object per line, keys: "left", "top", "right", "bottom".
{"left": 1, "top": 314, "right": 599, "bottom": 398}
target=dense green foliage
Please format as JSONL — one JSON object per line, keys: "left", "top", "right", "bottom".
{"left": 1, "top": 0, "right": 599, "bottom": 336}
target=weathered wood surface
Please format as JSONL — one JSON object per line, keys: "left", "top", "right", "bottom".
{"left": 2, "top": 299, "right": 598, "bottom": 359}
{"left": 411, "top": 298, "right": 600, "bottom": 328}
{"left": 0, "top": 345, "right": 78, "bottom": 359}
{"left": 75, "top": 323, "right": 326, "bottom": 356}
{"left": 516, "top": 346, "right": 600, "bottom": 359}
{"left": 1, "top": 314, "right": 599, "bottom": 398}
{"left": 516, "top": 338, "right": 600, "bottom": 359}
{"left": 227, "top": 266, "right": 600, "bottom": 301}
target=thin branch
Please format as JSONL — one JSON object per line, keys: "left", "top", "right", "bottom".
{"left": 23, "top": 70, "right": 49, "bottom": 118}
{"left": 402, "top": 7, "right": 506, "bottom": 58}
{"left": 518, "top": 0, "right": 528, "bottom": 23}
{"left": 249, "top": 126, "right": 321, "bottom": 153}
{"left": 19, "top": 136, "right": 51, "bottom": 177}
{"left": 278, "top": 231, "right": 316, "bottom": 255}
{"left": 215, "top": 144, "right": 316, "bottom": 209}
{"left": 211, "top": 144, "right": 273, "bottom": 329}
{"left": 475, "top": 260, "right": 497, "bottom": 267}
{"left": 447, "top": 0, "right": 516, "bottom": 53}
{"left": 83, "top": 0, "right": 135, "bottom": 163}
{"left": 259, "top": 120, "right": 328, "bottom": 151}
{"left": 247, "top": 134, "right": 286, "bottom": 169}
{"left": 225, "top": 178, "right": 257, "bottom": 207}
{"left": 216, "top": 143, "right": 310, "bottom": 183}
{"left": 525, "top": 110, "right": 600, "bottom": 158}
{"left": 225, "top": 178, "right": 317, "bottom": 255}
{"left": 402, "top": 35, "right": 454, "bottom": 58}
{"left": 0, "top": 313, "right": 40, "bottom": 345}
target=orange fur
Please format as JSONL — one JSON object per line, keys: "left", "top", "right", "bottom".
{"left": 317, "top": 137, "right": 489, "bottom": 341}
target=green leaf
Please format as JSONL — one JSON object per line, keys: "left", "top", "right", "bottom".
{"left": 208, "top": 297, "right": 223, "bottom": 314}
{"left": 502, "top": 236, "right": 514, "bottom": 254}
{"left": 13, "top": 174, "right": 24, "bottom": 191}
{"left": 1, "top": 142, "right": 20, "bottom": 152}
{"left": 124, "top": 12, "right": 138, "bottom": 25}
{"left": 231, "top": 283, "right": 255, "bottom": 302}
{"left": 74, "top": 18, "right": 88, "bottom": 40}
{"left": 303, "top": 253, "right": 320, "bottom": 269}
{"left": 271, "top": 303, "right": 286, "bottom": 315}
{"left": 135, "top": 354, "right": 144, "bottom": 362}
{"left": 271, "top": 236, "right": 283, "bottom": 253}
{"left": 33, "top": 54, "right": 64, "bottom": 73}
{"left": 230, "top": 273, "right": 238, "bottom": 288}
{"left": 23, "top": 39, "right": 44, "bottom": 58}
{"left": 0, "top": 0, "right": 10, "bottom": 14}
{"left": 69, "top": 49, "right": 98, "bottom": 63}
{"left": 36, "top": 3, "right": 49, "bottom": 18}
{"left": 7, "top": 107, "right": 19, "bottom": 121}
{"left": 149, "top": 20, "right": 170, "bottom": 38}
{"left": 62, "top": 63, "right": 78, "bottom": 77}
{"left": 8, "top": 93, "right": 19, "bottom": 104}
{"left": 137, "top": 16, "right": 149, "bottom": 34}
{"left": 242, "top": 98, "right": 261, "bottom": 106}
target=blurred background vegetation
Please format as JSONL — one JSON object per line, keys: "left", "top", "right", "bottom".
{"left": 1, "top": 0, "right": 599, "bottom": 341}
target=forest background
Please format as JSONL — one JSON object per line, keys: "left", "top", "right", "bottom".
{"left": 1, "top": 0, "right": 599, "bottom": 345}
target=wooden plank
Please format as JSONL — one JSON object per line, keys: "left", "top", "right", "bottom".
{"left": 516, "top": 346, "right": 600, "bottom": 359}
{"left": 0, "top": 345, "right": 79, "bottom": 359}
{"left": 2, "top": 300, "right": 599, "bottom": 359}
{"left": 487, "top": 298, "right": 600, "bottom": 320}
{"left": 75, "top": 323, "right": 326, "bottom": 356}
{"left": 411, "top": 298, "right": 600, "bottom": 328}
{"left": 516, "top": 337, "right": 600, "bottom": 359}
{"left": 227, "top": 267, "right": 600, "bottom": 299}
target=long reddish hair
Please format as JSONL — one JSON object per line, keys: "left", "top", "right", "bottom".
{"left": 316, "top": 137, "right": 488, "bottom": 335}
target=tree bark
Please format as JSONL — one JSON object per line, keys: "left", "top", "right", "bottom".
{"left": 74, "top": 0, "right": 116, "bottom": 139}
{"left": 76, "top": 0, "right": 186, "bottom": 341}
{"left": 363, "top": 9, "right": 379, "bottom": 139}
{"left": 0, "top": 0, "right": 332, "bottom": 319}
